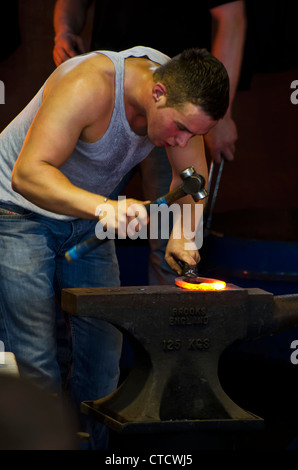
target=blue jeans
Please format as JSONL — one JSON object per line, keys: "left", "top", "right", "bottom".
{"left": 0, "top": 202, "right": 122, "bottom": 449}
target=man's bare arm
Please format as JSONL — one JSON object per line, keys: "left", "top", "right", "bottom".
{"left": 53, "top": 0, "right": 93, "bottom": 65}
{"left": 163, "top": 135, "right": 208, "bottom": 274}
{"left": 12, "top": 60, "right": 115, "bottom": 219}
{"left": 205, "top": 0, "right": 247, "bottom": 162}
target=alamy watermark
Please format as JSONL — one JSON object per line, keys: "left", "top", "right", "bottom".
{"left": 290, "top": 80, "right": 298, "bottom": 104}
{"left": 290, "top": 340, "right": 298, "bottom": 364}
{"left": 95, "top": 198, "right": 204, "bottom": 250}
{"left": 0, "top": 80, "right": 4, "bottom": 104}
{"left": 0, "top": 340, "right": 5, "bottom": 364}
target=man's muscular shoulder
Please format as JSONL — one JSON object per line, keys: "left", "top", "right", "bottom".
{"left": 43, "top": 53, "right": 116, "bottom": 142}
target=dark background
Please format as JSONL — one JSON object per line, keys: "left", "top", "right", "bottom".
{"left": 1, "top": 0, "right": 297, "bottom": 241}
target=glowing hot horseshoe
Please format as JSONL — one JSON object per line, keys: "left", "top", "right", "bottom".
{"left": 175, "top": 277, "right": 226, "bottom": 291}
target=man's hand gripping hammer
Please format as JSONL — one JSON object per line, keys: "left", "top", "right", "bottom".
{"left": 65, "top": 166, "right": 208, "bottom": 262}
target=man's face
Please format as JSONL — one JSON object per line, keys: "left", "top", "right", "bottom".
{"left": 147, "top": 101, "right": 217, "bottom": 148}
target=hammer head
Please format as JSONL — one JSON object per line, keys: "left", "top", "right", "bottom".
{"left": 180, "top": 166, "right": 208, "bottom": 202}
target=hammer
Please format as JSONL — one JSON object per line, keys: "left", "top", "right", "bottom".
{"left": 65, "top": 166, "right": 208, "bottom": 262}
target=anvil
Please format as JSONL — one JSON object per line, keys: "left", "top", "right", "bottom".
{"left": 61, "top": 284, "right": 298, "bottom": 448}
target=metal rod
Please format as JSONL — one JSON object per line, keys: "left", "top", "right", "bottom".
{"left": 204, "top": 158, "right": 224, "bottom": 237}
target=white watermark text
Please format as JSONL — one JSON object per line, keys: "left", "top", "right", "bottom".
{"left": 290, "top": 80, "right": 298, "bottom": 104}
{"left": 0, "top": 80, "right": 4, "bottom": 104}
{"left": 94, "top": 198, "right": 204, "bottom": 250}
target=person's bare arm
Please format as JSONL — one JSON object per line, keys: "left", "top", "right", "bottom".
{"left": 205, "top": 0, "right": 247, "bottom": 163}
{"left": 11, "top": 60, "right": 148, "bottom": 235}
{"left": 53, "top": 0, "right": 93, "bottom": 65}
{"left": 164, "top": 135, "right": 208, "bottom": 274}
{"left": 12, "top": 65, "right": 111, "bottom": 218}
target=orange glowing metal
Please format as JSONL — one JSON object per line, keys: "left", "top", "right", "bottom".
{"left": 175, "top": 277, "right": 226, "bottom": 291}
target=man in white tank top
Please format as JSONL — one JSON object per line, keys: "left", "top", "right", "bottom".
{"left": 0, "top": 46, "right": 229, "bottom": 449}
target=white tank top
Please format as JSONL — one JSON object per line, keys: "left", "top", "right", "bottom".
{"left": 0, "top": 46, "right": 169, "bottom": 220}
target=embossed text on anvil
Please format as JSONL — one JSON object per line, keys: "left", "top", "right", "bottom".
{"left": 169, "top": 306, "right": 209, "bottom": 326}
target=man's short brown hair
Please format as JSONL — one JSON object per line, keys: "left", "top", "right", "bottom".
{"left": 153, "top": 48, "right": 230, "bottom": 121}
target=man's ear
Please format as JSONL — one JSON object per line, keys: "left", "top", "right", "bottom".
{"left": 152, "top": 82, "right": 167, "bottom": 103}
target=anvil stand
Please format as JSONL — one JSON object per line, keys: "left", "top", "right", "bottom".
{"left": 61, "top": 284, "right": 298, "bottom": 451}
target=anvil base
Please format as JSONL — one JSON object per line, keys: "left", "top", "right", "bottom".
{"left": 60, "top": 284, "right": 282, "bottom": 449}
{"left": 83, "top": 399, "right": 263, "bottom": 450}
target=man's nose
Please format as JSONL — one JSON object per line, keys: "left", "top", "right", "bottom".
{"left": 175, "top": 132, "right": 190, "bottom": 148}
